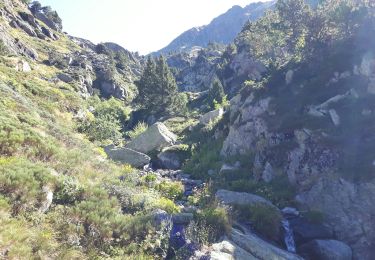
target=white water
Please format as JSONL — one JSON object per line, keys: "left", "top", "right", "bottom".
{"left": 282, "top": 219, "right": 296, "bottom": 253}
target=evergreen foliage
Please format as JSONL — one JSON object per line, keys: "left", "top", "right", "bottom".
{"left": 135, "top": 56, "right": 186, "bottom": 116}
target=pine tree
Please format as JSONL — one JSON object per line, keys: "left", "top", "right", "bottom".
{"left": 135, "top": 56, "right": 182, "bottom": 115}
{"left": 207, "top": 79, "right": 226, "bottom": 109}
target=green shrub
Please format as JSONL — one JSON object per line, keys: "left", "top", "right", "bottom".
{"left": 235, "top": 204, "right": 282, "bottom": 240}
{"left": 183, "top": 139, "right": 223, "bottom": 179}
{"left": 193, "top": 206, "right": 231, "bottom": 243}
{"left": 54, "top": 176, "right": 84, "bottom": 204}
{"left": 127, "top": 121, "right": 148, "bottom": 139}
{"left": 155, "top": 181, "right": 184, "bottom": 201}
{"left": 0, "top": 157, "right": 56, "bottom": 214}
{"left": 154, "top": 197, "right": 180, "bottom": 214}
{"left": 79, "top": 113, "right": 123, "bottom": 143}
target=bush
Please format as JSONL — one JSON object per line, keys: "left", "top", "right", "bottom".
{"left": 155, "top": 181, "right": 184, "bottom": 201}
{"left": 54, "top": 176, "right": 84, "bottom": 204}
{"left": 0, "top": 157, "right": 56, "bottom": 214}
{"left": 127, "top": 121, "right": 148, "bottom": 140}
{"left": 235, "top": 204, "right": 282, "bottom": 240}
{"left": 193, "top": 206, "right": 231, "bottom": 243}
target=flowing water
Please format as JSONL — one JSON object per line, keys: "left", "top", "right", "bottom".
{"left": 282, "top": 219, "right": 296, "bottom": 253}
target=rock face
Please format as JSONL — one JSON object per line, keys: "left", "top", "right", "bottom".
{"left": 126, "top": 122, "right": 177, "bottom": 153}
{"left": 215, "top": 189, "right": 277, "bottom": 210}
{"left": 104, "top": 145, "right": 151, "bottom": 168}
{"left": 289, "top": 217, "right": 334, "bottom": 246}
{"left": 157, "top": 147, "right": 182, "bottom": 170}
{"left": 210, "top": 239, "right": 258, "bottom": 260}
{"left": 296, "top": 178, "right": 375, "bottom": 259}
{"left": 199, "top": 108, "right": 224, "bottom": 125}
{"left": 230, "top": 229, "right": 303, "bottom": 260}
{"left": 299, "top": 239, "right": 352, "bottom": 260}
{"left": 39, "top": 186, "right": 53, "bottom": 213}
{"left": 218, "top": 53, "right": 375, "bottom": 259}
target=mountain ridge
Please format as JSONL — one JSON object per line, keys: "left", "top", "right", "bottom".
{"left": 153, "top": 1, "right": 275, "bottom": 55}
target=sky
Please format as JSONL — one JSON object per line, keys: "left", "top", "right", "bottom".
{"left": 38, "top": 0, "right": 265, "bottom": 55}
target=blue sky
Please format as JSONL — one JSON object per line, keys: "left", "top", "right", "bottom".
{"left": 38, "top": 0, "right": 265, "bottom": 54}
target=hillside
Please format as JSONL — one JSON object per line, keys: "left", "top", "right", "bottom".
{"left": 1, "top": 0, "right": 375, "bottom": 260}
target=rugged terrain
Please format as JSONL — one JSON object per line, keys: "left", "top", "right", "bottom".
{"left": 1, "top": 0, "right": 375, "bottom": 260}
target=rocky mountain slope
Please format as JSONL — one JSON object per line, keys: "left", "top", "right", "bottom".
{"left": 1, "top": 0, "right": 375, "bottom": 259}
{"left": 154, "top": 1, "right": 275, "bottom": 55}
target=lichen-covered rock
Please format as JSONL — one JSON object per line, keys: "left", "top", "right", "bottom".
{"left": 199, "top": 108, "right": 224, "bottom": 125}
{"left": 104, "top": 145, "right": 151, "bottom": 168}
{"left": 216, "top": 189, "right": 278, "bottom": 210}
{"left": 126, "top": 122, "right": 177, "bottom": 153}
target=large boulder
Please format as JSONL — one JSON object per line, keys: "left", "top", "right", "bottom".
{"left": 230, "top": 229, "right": 303, "bottom": 260}
{"left": 289, "top": 217, "right": 334, "bottom": 245}
{"left": 126, "top": 122, "right": 177, "bottom": 153}
{"left": 104, "top": 145, "right": 151, "bottom": 168}
{"left": 157, "top": 145, "right": 188, "bottom": 170}
{"left": 299, "top": 239, "right": 352, "bottom": 260}
{"left": 199, "top": 108, "right": 224, "bottom": 125}
{"left": 210, "top": 239, "right": 258, "bottom": 260}
{"left": 216, "top": 189, "right": 278, "bottom": 210}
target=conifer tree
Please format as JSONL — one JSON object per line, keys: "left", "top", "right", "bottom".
{"left": 207, "top": 79, "right": 226, "bottom": 109}
{"left": 135, "top": 56, "right": 182, "bottom": 115}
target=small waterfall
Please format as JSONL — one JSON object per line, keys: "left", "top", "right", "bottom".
{"left": 282, "top": 219, "right": 296, "bottom": 253}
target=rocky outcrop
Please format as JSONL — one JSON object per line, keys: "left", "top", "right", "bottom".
{"left": 157, "top": 147, "right": 182, "bottom": 170}
{"left": 209, "top": 239, "right": 258, "bottom": 260}
{"left": 299, "top": 239, "right": 352, "bottom": 260}
{"left": 216, "top": 189, "right": 278, "bottom": 210}
{"left": 104, "top": 145, "right": 151, "bottom": 168}
{"left": 199, "top": 108, "right": 224, "bottom": 125}
{"left": 39, "top": 186, "right": 53, "bottom": 213}
{"left": 126, "top": 122, "right": 177, "bottom": 153}
{"left": 296, "top": 178, "right": 375, "bottom": 259}
{"left": 289, "top": 217, "right": 334, "bottom": 246}
{"left": 230, "top": 229, "right": 303, "bottom": 260}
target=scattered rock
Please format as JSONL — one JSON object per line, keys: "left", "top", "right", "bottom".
{"left": 329, "top": 109, "right": 340, "bottom": 126}
{"left": 152, "top": 209, "right": 172, "bottom": 228}
{"left": 39, "top": 186, "right": 53, "bottom": 213}
{"left": 216, "top": 189, "right": 278, "bottom": 210}
{"left": 126, "top": 122, "right": 177, "bottom": 153}
{"left": 15, "top": 60, "right": 31, "bottom": 72}
{"left": 100, "top": 81, "right": 127, "bottom": 100}
{"left": 286, "top": 69, "right": 294, "bottom": 85}
{"left": 282, "top": 207, "right": 300, "bottom": 217}
{"left": 57, "top": 73, "right": 74, "bottom": 83}
{"left": 262, "top": 162, "right": 275, "bottom": 183}
{"left": 199, "top": 108, "right": 224, "bottom": 125}
{"left": 299, "top": 239, "right": 352, "bottom": 260}
{"left": 219, "top": 163, "right": 239, "bottom": 175}
{"left": 104, "top": 145, "right": 151, "bottom": 168}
